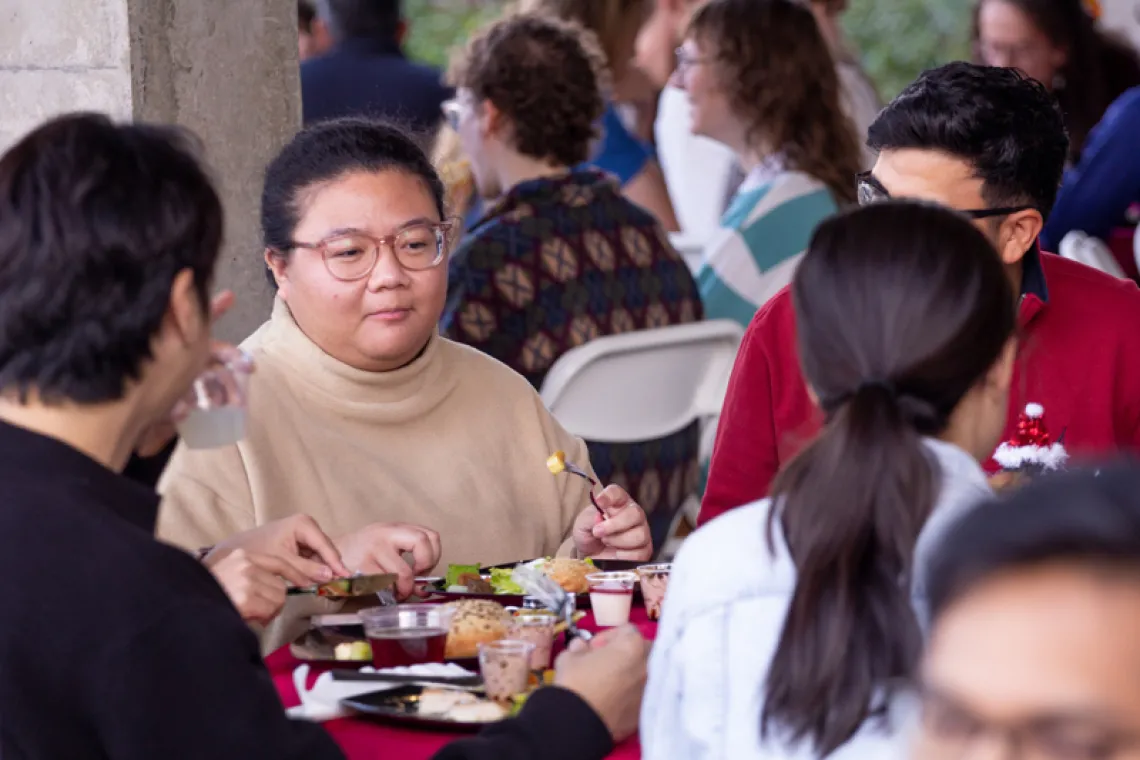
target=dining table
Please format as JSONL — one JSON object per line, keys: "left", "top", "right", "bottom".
{"left": 268, "top": 604, "right": 659, "bottom": 760}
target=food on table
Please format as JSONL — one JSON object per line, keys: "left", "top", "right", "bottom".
{"left": 586, "top": 571, "right": 638, "bottom": 627}
{"left": 361, "top": 604, "right": 453, "bottom": 669}
{"left": 637, "top": 563, "right": 672, "bottom": 621}
{"left": 444, "top": 599, "right": 512, "bottom": 659}
{"left": 333, "top": 640, "right": 372, "bottom": 661}
{"left": 416, "top": 688, "right": 509, "bottom": 722}
{"left": 479, "top": 640, "right": 536, "bottom": 702}
{"left": 445, "top": 563, "right": 482, "bottom": 589}
{"left": 447, "top": 699, "right": 509, "bottom": 723}
{"left": 506, "top": 612, "right": 558, "bottom": 670}
{"left": 541, "top": 557, "right": 594, "bottom": 594}
{"left": 446, "top": 557, "right": 596, "bottom": 596}
{"left": 455, "top": 573, "right": 494, "bottom": 594}
{"left": 991, "top": 403, "right": 1068, "bottom": 489}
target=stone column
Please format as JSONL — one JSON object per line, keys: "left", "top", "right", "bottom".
{"left": 2, "top": 0, "right": 300, "bottom": 342}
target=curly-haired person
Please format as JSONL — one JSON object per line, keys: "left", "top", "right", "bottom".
{"left": 672, "top": 0, "right": 864, "bottom": 327}
{"left": 442, "top": 11, "right": 703, "bottom": 545}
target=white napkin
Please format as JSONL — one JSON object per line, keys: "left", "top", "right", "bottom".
{"left": 288, "top": 662, "right": 479, "bottom": 722}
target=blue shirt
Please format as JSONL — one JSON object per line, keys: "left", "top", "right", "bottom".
{"left": 1042, "top": 87, "right": 1140, "bottom": 250}
{"left": 581, "top": 105, "right": 653, "bottom": 186}
{"left": 300, "top": 38, "right": 452, "bottom": 134}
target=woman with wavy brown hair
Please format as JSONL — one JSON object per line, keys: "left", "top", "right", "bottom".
{"left": 672, "top": 0, "right": 863, "bottom": 327}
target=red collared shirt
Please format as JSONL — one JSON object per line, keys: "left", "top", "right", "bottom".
{"left": 699, "top": 251, "right": 1140, "bottom": 526}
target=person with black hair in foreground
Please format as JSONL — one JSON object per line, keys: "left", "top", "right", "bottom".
{"left": 915, "top": 464, "right": 1140, "bottom": 760}
{"left": 701, "top": 62, "right": 1140, "bottom": 526}
{"left": 643, "top": 200, "right": 1017, "bottom": 759}
{"left": 0, "top": 113, "right": 645, "bottom": 760}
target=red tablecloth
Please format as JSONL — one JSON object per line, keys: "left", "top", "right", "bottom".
{"left": 268, "top": 607, "right": 658, "bottom": 760}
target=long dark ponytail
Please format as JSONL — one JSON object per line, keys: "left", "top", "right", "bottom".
{"left": 761, "top": 201, "right": 1017, "bottom": 756}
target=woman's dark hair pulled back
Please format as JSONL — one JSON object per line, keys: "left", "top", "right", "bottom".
{"left": 761, "top": 200, "right": 1017, "bottom": 755}
{"left": 260, "top": 118, "right": 446, "bottom": 284}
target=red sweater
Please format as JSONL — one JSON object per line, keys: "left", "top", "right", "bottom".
{"left": 699, "top": 251, "right": 1140, "bottom": 526}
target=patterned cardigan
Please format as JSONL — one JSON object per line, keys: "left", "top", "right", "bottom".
{"left": 443, "top": 169, "right": 703, "bottom": 535}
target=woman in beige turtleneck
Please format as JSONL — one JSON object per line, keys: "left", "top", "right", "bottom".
{"left": 157, "top": 119, "right": 653, "bottom": 650}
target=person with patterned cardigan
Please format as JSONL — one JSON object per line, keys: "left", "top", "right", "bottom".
{"left": 442, "top": 11, "right": 703, "bottom": 544}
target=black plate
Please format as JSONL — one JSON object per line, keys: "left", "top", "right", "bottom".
{"left": 342, "top": 685, "right": 508, "bottom": 732}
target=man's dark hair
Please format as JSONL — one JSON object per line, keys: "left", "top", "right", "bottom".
{"left": 316, "top": 0, "right": 400, "bottom": 43}
{"left": 448, "top": 12, "right": 607, "bottom": 167}
{"left": 0, "top": 113, "right": 223, "bottom": 404}
{"left": 926, "top": 464, "right": 1140, "bottom": 622}
{"left": 867, "top": 62, "right": 1069, "bottom": 217}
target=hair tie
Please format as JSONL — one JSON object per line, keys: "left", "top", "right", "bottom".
{"left": 856, "top": 379, "right": 896, "bottom": 398}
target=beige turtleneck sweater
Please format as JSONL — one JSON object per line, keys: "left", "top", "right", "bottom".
{"left": 157, "top": 299, "right": 592, "bottom": 650}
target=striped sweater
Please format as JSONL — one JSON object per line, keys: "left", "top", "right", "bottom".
{"left": 697, "top": 170, "right": 838, "bottom": 327}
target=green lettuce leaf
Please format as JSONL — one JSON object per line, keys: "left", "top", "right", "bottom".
{"left": 489, "top": 567, "right": 524, "bottom": 595}
{"left": 445, "top": 563, "right": 481, "bottom": 589}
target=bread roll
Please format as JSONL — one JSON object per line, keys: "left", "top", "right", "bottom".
{"left": 543, "top": 558, "right": 593, "bottom": 594}
{"left": 445, "top": 599, "right": 511, "bottom": 659}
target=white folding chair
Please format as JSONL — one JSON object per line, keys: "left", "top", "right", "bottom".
{"left": 668, "top": 231, "right": 706, "bottom": 275}
{"left": 540, "top": 320, "right": 744, "bottom": 556}
{"left": 1059, "top": 230, "right": 1126, "bottom": 278}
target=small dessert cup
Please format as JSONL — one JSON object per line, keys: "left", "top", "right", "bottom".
{"left": 479, "top": 640, "right": 536, "bottom": 702}
{"left": 586, "top": 571, "right": 638, "bottom": 627}
{"left": 506, "top": 612, "right": 558, "bottom": 670}
{"left": 636, "top": 563, "right": 672, "bottom": 621}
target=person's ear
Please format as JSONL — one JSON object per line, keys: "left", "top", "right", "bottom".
{"left": 480, "top": 100, "right": 505, "bottom": 142}
{"left": 395, "top": 18, "right": 408, "bottom": 46}
{"left": 264, "top": 249, "right": 291, "bottom": 299}
{"left": 165, "top": 269, "right": 209, "bottom": 348}
{"left": 996, "top": 208, "right": 1044, "bottom": 266}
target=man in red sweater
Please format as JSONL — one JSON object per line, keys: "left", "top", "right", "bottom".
{"left": 700, "top": 62, "right": 1140, "bottom": 525}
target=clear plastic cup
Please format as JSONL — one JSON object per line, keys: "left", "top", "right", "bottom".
{"left": 586, "top": 571, "right": 638, "bottom": 627}
{"left": 478, "top": 639, "right": 536, "bottom": 701}
{"left": 359, "top": 604, "right": 456, "bottom": 669}
{"left": 637, "top": 563, "right": 672, "bottom": 621}
{"left": 176, "top": 350, "right": 254, "bottom": 449}
{"left": 506, "top": 612, "right": 557, "bottom": 670}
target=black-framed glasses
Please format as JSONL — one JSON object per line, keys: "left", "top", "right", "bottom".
{"left": 856, "top": 171, "right": 1035, "bottom": 219}
{"left": 288, "top": 221, "right": 456, "bottom": 282}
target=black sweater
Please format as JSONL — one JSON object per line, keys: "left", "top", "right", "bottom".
{"left": 0, "top": 420, "right": 612, "bottom": 760}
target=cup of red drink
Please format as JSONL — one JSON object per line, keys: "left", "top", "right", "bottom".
{"left": 479, "top": 640, "right": 536, "bottom": 702}
{"left": 359, "top": 604, "right": 456, "bottom": 669}
{"left": 586, "top": 572, "right": 638, "bottom": 627}
{"left": 506, "top": 612, "right": 557, "bottom": 670}
{"left": 636, "top": 563, "right": 672, "bottom": 621}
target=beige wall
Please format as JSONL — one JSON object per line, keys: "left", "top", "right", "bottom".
{"left": 2, "top": 0, "right": 300, "bottom": 342}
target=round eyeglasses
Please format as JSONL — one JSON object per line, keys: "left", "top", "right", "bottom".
{"left": 288, "top": 221, "right": 456, "bottom": 282}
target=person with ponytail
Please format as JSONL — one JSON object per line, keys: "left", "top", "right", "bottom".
{"left": 641, "top": 200, "right": 1018, "bottom": 760}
